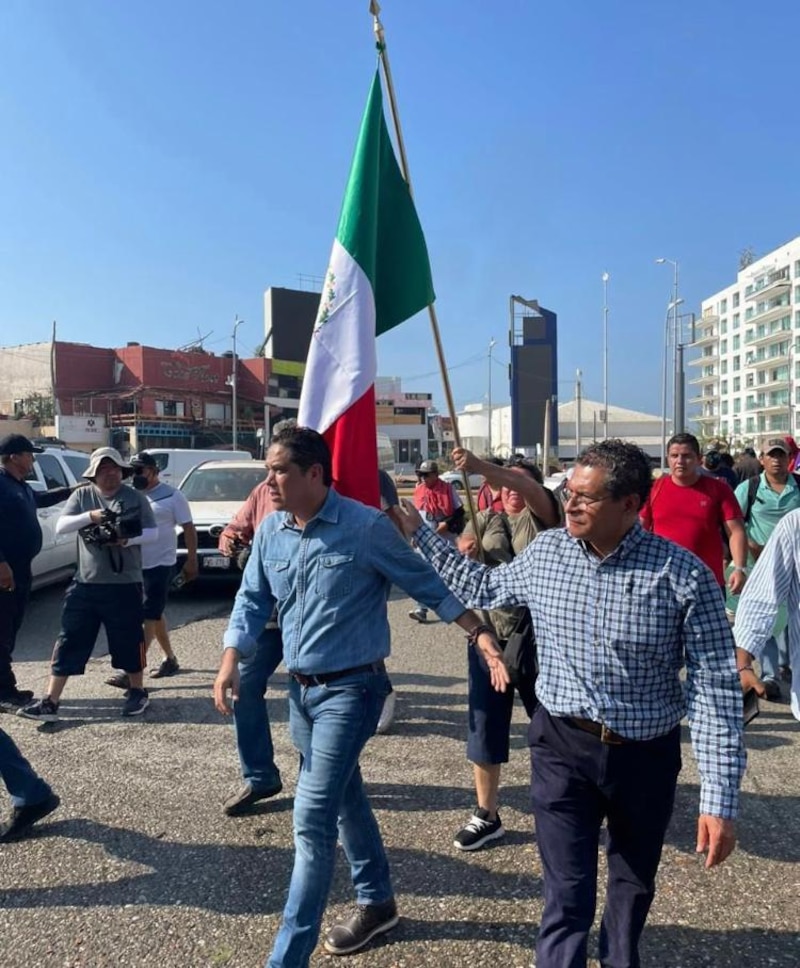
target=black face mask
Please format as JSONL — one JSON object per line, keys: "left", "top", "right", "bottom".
{"left": 132, "top": 473, "right": 149, "bottom": 490}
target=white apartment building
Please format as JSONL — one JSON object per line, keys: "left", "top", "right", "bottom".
{"left": 692, "top": 235, "right": 800, "bottom": 447}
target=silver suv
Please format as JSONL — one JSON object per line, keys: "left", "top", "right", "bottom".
{"left": 26, "top": 447, "right": 91, "bottom": 589}
{"left": 175, "top": 460, "right": 267, "bottom": 581}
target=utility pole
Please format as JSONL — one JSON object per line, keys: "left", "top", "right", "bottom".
{"left": 487, "top": 337, "right": 496, "bottom": 456}
{"left": 231, "top": 315, "right": 243, "bottom": 449}
{"left": 602, "top": 272, "right": 609, "bottom": 439}
{"left": 575, "top": 368, "right": 582, "bottom": 459}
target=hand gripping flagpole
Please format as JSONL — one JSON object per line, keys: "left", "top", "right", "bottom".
{"left": 370, "top": 2, "right": 481, "bottom": 533}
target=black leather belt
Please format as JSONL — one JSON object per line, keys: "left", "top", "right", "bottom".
{"left": 568, "top": 717, "right": 629, "bottom": 745}
{"left": 290, "top": 662, "right": 381, "bottom": 688}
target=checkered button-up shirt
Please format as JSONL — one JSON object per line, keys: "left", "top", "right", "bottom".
{"left": 415, "top": 521, "right": 745, "bottom": 819}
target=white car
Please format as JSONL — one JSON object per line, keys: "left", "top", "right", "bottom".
{"left": 27, "top": 447, "right": 91, "bottom": 589}
{"left": 175, "top": 460, "right": 268, "bottom": 581}
{"left": 439, "top": 470, "right": 484, "bottom": 491}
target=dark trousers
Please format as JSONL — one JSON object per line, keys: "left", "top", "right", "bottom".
{"left": 0, "top": 582, "right": 30, "bottom": 693}
{"left": 529, "top": 706, "right": 681, "bottom": 968}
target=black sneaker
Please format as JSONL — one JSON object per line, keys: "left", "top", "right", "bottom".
{"left": 323, "top": 898, "right": 399, "bottom": 955}
{"left": 122, "top": 688, "right": 150, "bottom": 717}
{"left": 17, "top": 697, "right": 59, "bottom": 722}
{"left": 762, "top": 678, "right": 783, "bottom": 702}
{"left": 0, "top": 687, "right": 35, "bottom": 713}
{"left": 223, "top": 781, "right": 283, "bottom": 817}
{"left": 149, "top": 656, "right": 180, "bottom": 679}
{"left": 106, "top": 672, "right": 131, "bottom": 690}
{"left": 408, "top": 607, "right": 428, "bottom": 623}
{"left": 0, "top": 792, "right": 61, "bottom": 843}
{"left": 453, "top": 807, "right": 505, "bottom": 851}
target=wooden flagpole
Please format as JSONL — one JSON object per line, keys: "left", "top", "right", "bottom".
{"left": 370, "top": 2, "right": 479, "bottom": 527}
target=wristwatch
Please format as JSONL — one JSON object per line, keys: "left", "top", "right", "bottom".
{"left": 732, "top": 566, "right": 748, "bottom": 575}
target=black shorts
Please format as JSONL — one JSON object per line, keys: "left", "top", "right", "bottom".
{"left": 51, "top": 582, "right": 145, "bottom": 677}
{"left": 142, "top": 565, "right": 175, "bottom": 621}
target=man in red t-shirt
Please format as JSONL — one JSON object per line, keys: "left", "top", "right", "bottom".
{"left": 640, "top": 433, "right": 748, "bottom": 591}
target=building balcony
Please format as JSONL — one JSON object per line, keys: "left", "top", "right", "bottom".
{"left": 747, "top": 402, "right": 790, "bottom": 416}
{"left": 690, "top": 329, "right": 719, "bottom": 349}
{"left": 689, "top": 372, "right": 718, "bottom": 387}
{"left": 689, "top": 392, "right": 719, "bottom": 406}
{"left": 745, "top": 324, "right": 793, "bottom": 350}
{"left": 752, "top": 375, "right": 790, "bottom": 393}
{"left": 747, "top": 350, "right": 791, "bottom": 371}
{"left": 744, "top": 302, "right": 792, "bottom": 328}
{"left": 688, "top": 352, "right": 719, "bottom": 367}
{"left": 745, "top": 275, "right": 791, "bottom": 302}
{"left": 698, "top": 310, "right": 719, "bottom": 324}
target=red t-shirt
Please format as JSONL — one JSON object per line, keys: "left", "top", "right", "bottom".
{"left": 639, "top": 474, "right": 742, "bottom": 585}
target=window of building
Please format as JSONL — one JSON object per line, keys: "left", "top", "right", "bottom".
{"left": 733, "top": 355, "right": 740, "bottom": 371}
{"left": 720, "top": 298, "right": 728, "bottom": 314}
{"left": 732, "top": 335, "right": 740, "bottom": 351}
{"left": 733, "top": 292, "right": 740, "bottom": 308}
{"left": 721, "top": 380, "right": 728, "bottom": 394}
{"left": 155, "top": 400, "right": 185, "bottom": 418}
{"left": 720, "top": 319, "right": 727, "bottom": 335}
{"left": 720, "top": 360, "right": 728, "bottom": 375}
{"left": 795, "top": 260, "right": 800, "bottom": 278}
{"left": 720, "top": 339, "right": 728, "bottom": 355}
{"left": 795, "top": 286, "right": 800, "bottom": 303}
{"left": 733, "top": 398, "right": 742, "bottom": 414}
{"left": 746, "top": 373, "right": 755, "bottom": 387}
{"left": 733, "top": 377, "right": 740, "bottom": 392}
{"left": 205, "top": 402, "right": 228, "bottom": 423}
{"left": 733, "top": 313, "right": 740, "bottom": 329}
{"left": 721, "top": 401, "right": 729, "bottom": 416}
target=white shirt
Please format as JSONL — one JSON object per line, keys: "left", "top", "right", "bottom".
{"left": 141, "top": 482, "right": 192, "bottom": 569}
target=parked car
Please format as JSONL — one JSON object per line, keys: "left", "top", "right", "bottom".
{"left": 175, "top": 460, "right": 267, "bottom": 580}
{"left": 143, "top": 448, "right": 253, "bottom": 487}
{"left": 439, "top": 470, "right": 484, "bottom": 491}
{"left": 26, "top": 446, "right": 91, "bottom": 590}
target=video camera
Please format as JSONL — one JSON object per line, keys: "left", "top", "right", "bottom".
{"left": 80, "top": 504, "right": 142, "bottom": 547}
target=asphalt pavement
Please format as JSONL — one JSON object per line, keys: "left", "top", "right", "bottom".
{"left": 1, "top": 583, "right": 799, "bottom": 967}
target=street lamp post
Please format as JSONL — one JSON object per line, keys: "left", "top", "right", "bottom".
{"left": 487, "top": 337, "right": 496, "bottom": 456}
{"left": 602, "top": 272, "right": 610, "bottom": 439}
{"left": 656, "top": 258, "right": 681, "bottom": 433}
{"left": 660, "top": 298, "right": 684, "bottom": 469}
{"left": 231, "top": 315, "right": 244, "bottom": 449}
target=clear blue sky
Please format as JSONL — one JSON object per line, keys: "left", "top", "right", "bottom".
{"left": 2, "top": 1, "right": 799, "bottom": 417}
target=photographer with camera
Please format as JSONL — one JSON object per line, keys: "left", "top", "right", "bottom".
{"left": 105, "top": 452, "right": 197, "bottom": 686}
{"left": 18, "top": 447, "right": 157, "bottom": 722}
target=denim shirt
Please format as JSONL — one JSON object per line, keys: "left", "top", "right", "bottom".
{"left": 224, "top": 488, "right": 466, "bottom": 674}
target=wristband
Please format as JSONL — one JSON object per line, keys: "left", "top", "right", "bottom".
{"left": 736, "top": 664, "right": 754, "bottom": 673}
{"left": 466, "top": 623, "right": 494, "bottom": 645}
{"left": 732, "top": 566, "right": 748, "bottom": 575}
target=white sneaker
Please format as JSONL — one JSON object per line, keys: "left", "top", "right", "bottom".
{"left": 376, "top": 691, "right": 396, "bottom": 734}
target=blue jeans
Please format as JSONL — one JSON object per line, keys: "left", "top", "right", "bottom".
{"left": 0, "top": 727, "right": 52, "bottom": 808}
{"left": 759, "top": 634, "right": 789, "bottom": 682}
{"left": 266, "top": 668, "right": 392, "bottom": 968}
{"left": 233, "top": 627, "right": 283, "bottom": 791}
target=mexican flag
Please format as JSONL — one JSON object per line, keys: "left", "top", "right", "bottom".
{"left": 298, "top": 70, "right": 435, "bottom": 507}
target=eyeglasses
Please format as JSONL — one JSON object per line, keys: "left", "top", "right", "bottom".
{"left": 560, "top": 486, "right": 612, "bottom": 509}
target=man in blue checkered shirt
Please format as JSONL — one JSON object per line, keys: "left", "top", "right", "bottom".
{"left": 399, "top": 439, "right": 745, "bottom": 968}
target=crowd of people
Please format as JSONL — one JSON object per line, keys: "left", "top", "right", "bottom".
{"left": 1, "top": 425, "right": 798, "bottom": 967}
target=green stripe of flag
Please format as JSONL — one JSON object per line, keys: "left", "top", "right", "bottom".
{"left": 336, "top": 70, "right": 435, "bottom": 336}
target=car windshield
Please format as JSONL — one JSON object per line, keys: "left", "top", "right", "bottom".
{"left": 181, "top": 467, "right": 266, "bottom": 502}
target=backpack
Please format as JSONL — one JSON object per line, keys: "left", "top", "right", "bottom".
{"left": 743, "top": 473, "right": 800, "bottom": 523}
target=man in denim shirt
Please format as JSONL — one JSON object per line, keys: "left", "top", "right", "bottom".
{"left": 214, "top": 426, "right": 507, "bottom": 968}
